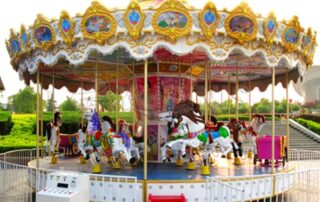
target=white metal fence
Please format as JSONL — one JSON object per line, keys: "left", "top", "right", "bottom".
{"left": 0, "top": 149, "right": 138, "bottom": 202}
{"left": 1, "top": 148, "right": 320, "bottom": 202}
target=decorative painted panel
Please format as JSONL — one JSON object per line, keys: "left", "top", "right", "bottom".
{"left": 225, "top": 2, "right": 258, "bottom": 43}
{"left": 152, "top": 0, "right": 192, "bottom": 42}
{"left": 33, "top": 14, "right": 56, "bottom": 51}
{"left": 81, "top": 1, "right": 116, "bottom": 45}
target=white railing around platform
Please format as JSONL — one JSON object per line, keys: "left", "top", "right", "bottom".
{"left": 0, "top": 149, "right": 37, "bottom": 166}
{"left": 290, "top": 149, "right": 320, "bottom": 169}
{"left": 206, "top": 177, "right": 245, "bottom": 202}
{"left": 0, "top": 155, "right": 138, "bottom": 202}
{"left": 1, "top": 148, "right": 320, "bottom": 202}
{"left": 207, "top": 169, "right": 320, "bottom": 202}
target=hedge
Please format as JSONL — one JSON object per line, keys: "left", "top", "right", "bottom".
{"left": 0, "top": 111, "right": 13, "bottom": 135}
{"left": 295, "top": 118, "right": 320, "bottom": 135}
{"left": 0, "top": 114, "right": 37, "bottom": 153}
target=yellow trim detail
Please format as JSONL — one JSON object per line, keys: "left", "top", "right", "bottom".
{"left": 124, "top": 1, "right": 145, "bottom": 40}
{"left": 81, "top": 0, "right": 117, "bottom": 45}
{"left": 225, "top": 2, "right": 258, "bottom": 44}
{"left": 152, "top": 0, "right": 192, "bottom": 42}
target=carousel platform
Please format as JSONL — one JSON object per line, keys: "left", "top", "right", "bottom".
{"left": 28, "top": 155, "right": 293, "bottom": 180}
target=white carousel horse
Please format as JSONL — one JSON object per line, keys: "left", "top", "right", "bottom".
{"left": 160, "top": 100, "right": 207, "bottom": 162}
{"left": 240, "top": 114, "right": 266, "bottom": 154}
{"left": 207, "top": 124, "right": 234, "bottom": 158}
{"left": 83, "top": 112, "right": 138, "bottom": 165}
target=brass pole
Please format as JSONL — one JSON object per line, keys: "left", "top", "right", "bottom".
{"left": 108, "top": 83, "right": 111, "bottom": 112}
{"left": 81, "top": 81, "right": 84, "bottom": 125}
{"left": 36, "top": 70, "right": 40, "bottom": 169}
{"left": 132, "top": 62, "right": 135, "bottom": 125}
{"left": 40, "top": 76, "right": 44, "bottom": 158}
{"left": 143, "top": 59, "right": 148, "bottom": 180}
{"left": 271, "top": 67, "right": 275, "bottom": 173}
{"left": 95, "top": 54, "right": 99, "bottom": 112}
{"left": 249, "top": 79, "right": 252, "bottom": 121}
{"left": 204, "top": 62, "right": 208, "bottom": 123}
{"left": 236, "top": 71, "right": 239, "bottom": 120}
{"left": 286, "top": 71, "right": 290, "bottom": 161}
{"left": 228, "top": 74, "right": 231, "bottom": 121}
{"left": 190, "top": 65, "right": 193, "bottom": 100}
{"left": 52, "top": 68, "right": 55, "bottom": 113}
{"left": 209, "top": 63, "right": 212, "bottom": 117}
{"left": 178, "top": 63, "right": 181, "bottom": 102}
{"left": 116, "top": 57, "right": 119, "bottom": 132}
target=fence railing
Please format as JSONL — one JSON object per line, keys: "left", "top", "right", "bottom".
{"left": 207, "top": 169, "right": 320, "bottom": 202}
{"left": 206, "top": 177, "right": 245, "bottom": 202}
{"left": 290, "top": 149, "right": 320, "bottom": 169}
{"left": 1, "top": 148, "right": 320, "bottom": 202}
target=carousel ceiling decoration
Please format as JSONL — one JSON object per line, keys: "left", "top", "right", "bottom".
{"left": 5, "top": 0, "right": 317, "bottom": 92}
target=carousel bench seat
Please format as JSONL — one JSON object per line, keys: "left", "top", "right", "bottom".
{"left": 148, "top": 194, "right": 186, "bottom": 202}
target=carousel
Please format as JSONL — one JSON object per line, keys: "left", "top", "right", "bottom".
{"left": 6, "top": 0, "right": 316, "bottom": 201}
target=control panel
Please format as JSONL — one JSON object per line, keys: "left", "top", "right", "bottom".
{"left": 36, "top": 171, "right": 89, "bottom": 202}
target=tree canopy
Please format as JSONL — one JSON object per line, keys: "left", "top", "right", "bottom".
{"left": 7, "top": 87, "right": 43, "bottom": 113}
{"left": 58, "top": 97, "right": 80, "bottom": 111}
{"left": 98, "top": 91, "right": 122, "bottom": 111}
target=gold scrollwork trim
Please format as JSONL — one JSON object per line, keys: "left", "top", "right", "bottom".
{"left": 225, "top": 2, "right": 258, "bottom": 44}
{"left": 81, "top": 1, "right": 117, "bottom": 45}
{"left": 152, "top": 0, "right": 192, "bottom": 42}
{"left": 282, "top": 16, "right": 303, "bottom": 53}
{"left": 199, "top": 2, "right": 220, "bottom": 41}
{"left": 59, "top": 11, "right": 75, "bottom": 47}
{"left": 124, "top": 1, "right": 145, "bottom": 40}
{"left": 33, "top": 14, "right": 56, "bottom": 51}
{"left": 263, "top": 12, "right": 278, "bottom": 44}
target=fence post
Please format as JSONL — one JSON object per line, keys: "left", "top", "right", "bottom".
{"left": 307, "top": 170, "right": 310, "bottom": 202}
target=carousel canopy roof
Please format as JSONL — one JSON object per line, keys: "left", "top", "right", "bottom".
{"left": 6, "top": 0, "right": 317, "bottom": 95}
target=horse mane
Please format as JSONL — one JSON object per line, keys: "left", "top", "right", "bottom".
{"left": 173, "top": 100, "right": 204, "bottom": 124}
{"left": 252, "top": 114, "right": 266, "bottom": 123}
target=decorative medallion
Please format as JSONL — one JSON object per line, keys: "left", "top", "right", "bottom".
{"left": 199, "top": 2, "right": 219, "bottom": 40}
{"left": 81, "top": 1, "right": 117, "bottom": 45}
{"left": 8, "top": 29, "right": 21, "bottom": 55}
{"left": 301, "top": 28, "right": 313, "bottom": 54}
{"left": 263, "top": 12, "right": 277, "bottom": 43}
{"left": 20, "top": 25, "right": 30, "bottom": 53}
{"left": 152, "top": 0, "right": 192, "bottom": 42}
{"left": 124, "top": 1, "right": 145, "bottom": 40}
{"left": 59, "top": 11, "right": 74, "bottom": 46}
{"left": 225, "top": 2, "right": 258, "bottom": 44}
{"left": 33, "top": 14, "right": 56, "bottom": 51}
{"left": 282, "top": 16, "right": 303, "bottom": 52}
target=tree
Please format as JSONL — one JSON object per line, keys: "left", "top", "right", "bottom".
{"left": 7, "top": 87, "right": 41, "bottom": 113}
{"left": 98, "top": 91, "right": 122, "bottom": 111}
{"left": 252, "top": 98, "right": 271, "bottom": 114}
{"left": 59, "top": 97, "right": 80, "bottom": 111}
{"left": 46, "top": 93, "right": 56, "bottom": 112}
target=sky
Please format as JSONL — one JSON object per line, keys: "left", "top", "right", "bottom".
{"left": 0, "top": 0, "right": 318, "bottom": 110}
